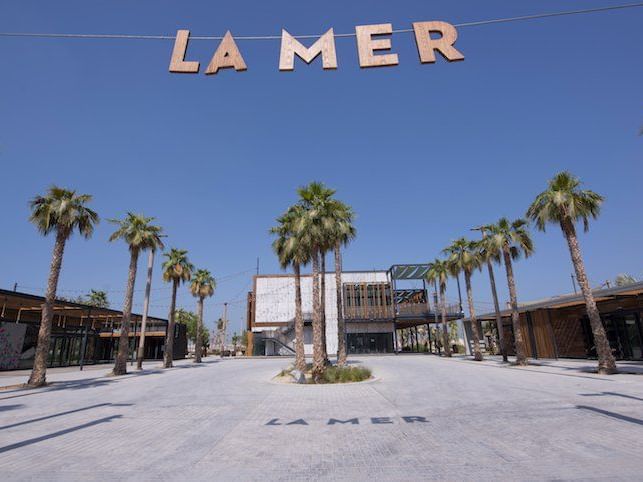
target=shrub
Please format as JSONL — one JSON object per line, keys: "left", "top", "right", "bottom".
{"left": 320, "top": 366, "right": 371, "bottom": 384}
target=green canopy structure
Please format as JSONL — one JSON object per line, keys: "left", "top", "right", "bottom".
{"left": 389, "top": 264, "right": 430, "bottom": 280}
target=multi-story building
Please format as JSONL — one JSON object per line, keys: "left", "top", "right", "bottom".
{"left": 246, "top": 264, "right": 464, "bottom": 356}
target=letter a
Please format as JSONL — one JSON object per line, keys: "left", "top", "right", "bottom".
{"left": 205, "top": 31, "right": 248, "bottom": 75}
{"left": 279, "top": 29, "right": 337, "bottom": 71}
{"left": 286, "top": 419, "right": 309, "bottom": 425}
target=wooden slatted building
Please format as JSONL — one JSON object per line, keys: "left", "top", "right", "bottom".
{"left": 468, "top": 282, "right": 643, "bottom": 361}
{"left": 0, "top": 288, "right": 187, "bottom": 370}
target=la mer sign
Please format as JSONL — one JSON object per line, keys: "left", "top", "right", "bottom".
{"left": 169, "top": 21, "right": 464, "bottom": 74}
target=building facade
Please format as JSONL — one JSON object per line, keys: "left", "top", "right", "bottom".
{"left": 470, "top": 281, "right": 643, "bottom": 361}
{"left": 246, "top": 265, "right": 465, "bottom": 356}
{"left": 0, "top": 289, "right": 187, "bottom": 371}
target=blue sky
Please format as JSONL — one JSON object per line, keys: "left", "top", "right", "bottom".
{"left": 1, "top": 1, "right": 641, "bottom": 337}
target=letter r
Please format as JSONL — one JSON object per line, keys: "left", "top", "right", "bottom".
{"left": 412, "top": 21, "right": 464, "bottom": 63}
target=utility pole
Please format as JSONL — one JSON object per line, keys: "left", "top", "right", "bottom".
{"left": 433, "top": 279, "right": 441, "bottom": 355}
{"left": 256, "top": 257, "right": 259, "bottom": 276}
{"left": 571, "top": 274, "right": 578, "bottom": 294}
{"left": 472, "top": 226, "right": 507, "bottom": 362}
{"left": 220, "top": 302, "right": 228, "bottom": 358}
{"left": 455, "top": 274, "right": 463, "bottom": 314}
{"left": 136, "top": 248, "right": 156, "bottom": 370}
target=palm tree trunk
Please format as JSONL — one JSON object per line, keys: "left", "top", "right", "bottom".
{"left": 486, "top": 258, "right": 507, "bottom": 362}
{"left": 465, "top": 271, "right": 483, "bottom": 361}
{"left": 195, "top": 296, "right": 203, "bottom": 363}
{"left": 293, "top": 263, "right": 306, "bottom": 371}
{"left": 113, "top": 248, "right": 139, "bottom": 376}
{"left": 439, "top": 287, "right": 452, "bottom": 357}
{"left": 502, "top": 248, "right": 527, "bottom": 365}
{"left": 335, "top": 242, "right": 347, "bottom": 367}
{"left": 561, "top": 218, "right": 617, "bottom": 374}
{"left": 28, "top": 229, "right": 68, "bottom": 387}
{"left": 320, "top": 251, "right": 328, "bottom": 363}
{"left": 137, "top": 249, "right": 154, "bottom": 370}
{"left": 163, "top": 279, "right": 178, "bottom": 368}
{"left": 311, "top": 250, "right": 325, "bottom": 380}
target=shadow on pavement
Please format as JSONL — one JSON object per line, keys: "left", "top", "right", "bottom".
{"left": 0, "top": 377, "right": 116, "bottom": 400}
{"left": 0, "top": 360, "right": 220, "bottom": 400}
{"left": 576, "top": 405, "right": 643, "bottom": 426}
{"left": 0, "top": 402, "right": 133, "bottom": 431}
{"left": 455, "top": 358, "right": 615, "bottom": 382}
{"left": 0, "top": 415, "right": 123, "bottom": 454}
{"left": 579, "top": 391, "right": 643, "bottom": 402}
{"left": 0, "top": 404, "right": 24, "bottom": 412}
{"left": 529, "top": 360, "right": 643, "bottom": 375}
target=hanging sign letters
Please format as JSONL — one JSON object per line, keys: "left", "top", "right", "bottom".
{"left": 169, "top": 21, "right": 464, "bottom": 74}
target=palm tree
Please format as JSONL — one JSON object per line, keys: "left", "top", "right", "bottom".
{"left": 297, "top": 182, "right": 337, "bottom": 366}
{"left": 108, "top": 213, "right": 163, "bottom": 376}
{"left": 271, "top": 205, "right": 309, "bottom": 372}
{"left": 296, "top": 182, "right": 335, "bottom": 379}
{"left": 485, "top": 218, "right": 533, "bottom": 366}
{"left": 85, "top": 289, "right": 110, "bottom": 308}
{"left": 477, "top": 227, "right": 508, "bottom": 362}
{"left": 527, "top": 171, "right": 617, "bottom": 374}
{"left": 614, "top": 273, "right": 637, "bottom": 287}
{"left": 444, "top": 238, "right": 484, "bottom": 361}
{"left": 27, "top": 187, "right": 99, "bottom": 387}
{"left": 190, "top": 269, "right": 216, "bottom": 363}
{"left": 331, "top": 203, "right": 356, "bottom": 367}
{"left": 426, "top": 259, "right": 452, "bottom": 357}
{"left": 162, "top": 248, "right": 193, "bottom": 368}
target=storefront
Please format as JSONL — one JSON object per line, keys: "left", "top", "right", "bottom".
{"left": 471, "top": 282, "right": 643, "bottom": 361}
{"left": 0, "top": 288, "right": 186, "bottom": 371}
{"left": 347, "top": 332, "right": 393, "bottom": 354}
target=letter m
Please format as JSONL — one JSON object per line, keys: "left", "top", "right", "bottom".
{"left": 327, "top": 418, "right": 359, "bottom": 425}
{"left": 279, "top": 29, "right": 337, "bottom": 71}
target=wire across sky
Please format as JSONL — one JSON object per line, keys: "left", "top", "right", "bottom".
{"left": 0, "top": 3, "right": 641, "bottom": 41}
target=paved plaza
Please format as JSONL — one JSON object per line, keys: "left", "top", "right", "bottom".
{"left": 1, "top": 356, "right": 642, "bottom": 481}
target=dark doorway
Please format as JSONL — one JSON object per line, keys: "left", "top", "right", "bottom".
{"left": 347, "top": 333, "right": 393, "bottom": 354}
{"left": 583, "top": 312, "right": 643, "bottom": 361}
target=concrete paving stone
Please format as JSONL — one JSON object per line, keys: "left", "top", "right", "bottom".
{"left": 0, "top": 355, "right": 642, "bottom": 481}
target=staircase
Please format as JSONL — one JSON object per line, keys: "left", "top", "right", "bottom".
{"left": 258, "top": 326, "right": 296, "bottom": 356}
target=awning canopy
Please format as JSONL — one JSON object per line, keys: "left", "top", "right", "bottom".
{"left": 0, "top": 288, "right": 167, "bottom": 325}
{"left": 390, "top": 264, "right": 429, "bottom": 280}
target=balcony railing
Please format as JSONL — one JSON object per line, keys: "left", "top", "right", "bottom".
{"left": 395, "top": 303, "right": 430, "bottom": 317}
{"left": 344, "top": 304, "right": 394, "bottom": 321}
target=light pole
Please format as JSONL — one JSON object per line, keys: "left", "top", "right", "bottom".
{"left": 471, "top": 226, "right": 507, "bottom": 362}
{"left": 220, "top": 302, "right": 228, "bottom": 358}
{"left": 136, "top": 234, "right": 166, "bottom": 370}
{"left": 433, "top": 279, "right": 442, "bottom": 356}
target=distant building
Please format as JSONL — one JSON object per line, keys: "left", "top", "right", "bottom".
{"left": 0, "top": 288, "right": 187, "bottom": 370}
{"left": 246, "top": 265, "right": 465, "bottom": 356}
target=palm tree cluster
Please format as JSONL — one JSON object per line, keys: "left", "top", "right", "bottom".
{"left": 26, "top": 186, "right": 217, "bottom": 387}
{"left": 270, "top": 182, "right": 355, "bottom": 381}
{"left": 427, "top": 171, "right": 617, "bottom": 374}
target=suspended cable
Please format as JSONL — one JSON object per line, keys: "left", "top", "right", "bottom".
{"left": 0, "top": 3, "right": 640, "bottom": 41}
